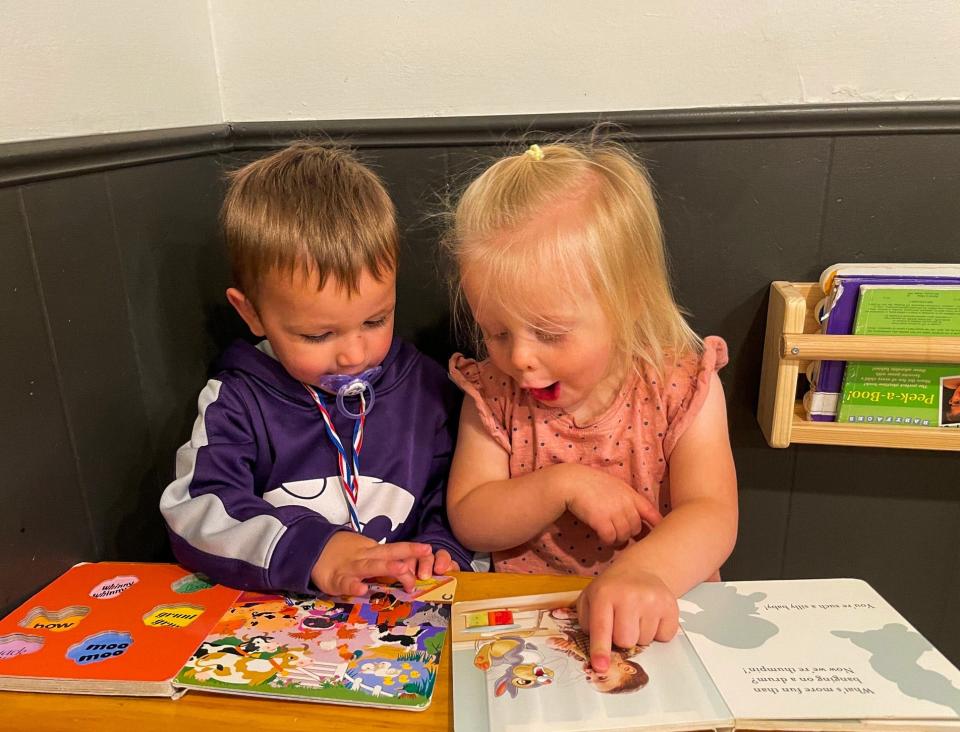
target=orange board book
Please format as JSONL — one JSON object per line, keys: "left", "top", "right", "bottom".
{"left": 0, "top": 562, "right": 241, "bottom": 697}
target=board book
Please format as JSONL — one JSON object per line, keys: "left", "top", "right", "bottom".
{"left": 837, "top": 285, "right": 960, "bottom": 427}
{"left": 174, "top": 573, "right": 456, "bottom": 710}
{"left": 0, "top": 562, "right": 456, "bottom": 711}
{"left": 0, "top": 562, "right": 241, "bottom": 696}
{"left": 452, "top": 578, "right": 960, "bottom": 732}
{"left": 805, "top": 263, "right": 960, "bottom": 421}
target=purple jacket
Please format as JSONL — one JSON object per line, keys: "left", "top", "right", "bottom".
{"left": 160, "top": 337, "right": 471, "bottom": 592}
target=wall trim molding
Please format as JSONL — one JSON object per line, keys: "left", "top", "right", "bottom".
{"left": 0, "top": 125, "right": 232, "bottom": 186}
{"left": 2, "top": 102, "right": 960, "bottom": 185}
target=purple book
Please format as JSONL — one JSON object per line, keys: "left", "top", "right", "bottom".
{"left": 808, "top": 273, "right": 960, "bottom": 421}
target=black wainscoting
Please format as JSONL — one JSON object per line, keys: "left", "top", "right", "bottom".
{"left": 1, "top": 103, "right": 958, "bottom": 660}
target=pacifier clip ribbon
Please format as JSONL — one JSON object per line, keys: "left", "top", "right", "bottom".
{"left": 303, "top": 383, "right": 367, "bottom": 532}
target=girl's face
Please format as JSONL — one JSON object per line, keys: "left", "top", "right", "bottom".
{"left": 464, "top": 274, "right": 623, "bottom": 426}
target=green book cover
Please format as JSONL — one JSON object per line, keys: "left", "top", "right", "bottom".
{"left": 838, "top": 286, "right": 960, "bottom": 428}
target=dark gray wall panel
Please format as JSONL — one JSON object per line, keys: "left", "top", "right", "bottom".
{"left": 784, "top": 446, "right": 960, "bottom": 660}
{"left": 938, "top": 544, "right": 960, "bottom": 669}
{"left": 20, "top": 174, "right": 151, "bottom": 560}
{"left": 0, "top": 188, "right": 94, "bottom": 608}
{"left": 364, "top": 146, "right": 453, "bottom": 364}
{"left": 787, "top": 134, "right": 960, "bottom": 659}
{"left": 640, "top": 138, "right": 834, "bottom": 578}
{"left": 105, "top": 156, "right": 230, "bottom": 559}
{"left": 820, "top": 135, "right": 960, "bottom": 262}
{"left": 1, "top": 111, "right": 959, "bottom": 660}
{"left": 644, "top": 137, "right": 833, "bottom": 420}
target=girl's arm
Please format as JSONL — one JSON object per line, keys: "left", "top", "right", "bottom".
{"left": 579, "top": 372, "right": 738, "bottom": 669}
{"left": 447, "top": 397, "right": 661, "bottom": 552}
{"left": 446, "top": 397, "right": 568, "bottom": 551}
{"left": 617, "top": 371, "right": 739, "bottom": 593}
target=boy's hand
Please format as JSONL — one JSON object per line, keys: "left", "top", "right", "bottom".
{"left": 577, "top": 565, "right": 679, "bottom": 673}
{"left": 414, "top": 548, "right": 460, "bottom": 580}
{"left": 311, "top": 532, "right": 433, "bottom": 596}
{"left": 564, "top": 466, "right": 663, "bottom": 545}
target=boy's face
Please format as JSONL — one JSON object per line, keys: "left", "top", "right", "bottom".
{"left": 227, "top": 266, "right": 396, "bottom": 386}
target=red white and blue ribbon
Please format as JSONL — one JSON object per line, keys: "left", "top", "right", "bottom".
{"left": 303, "top": 383, "right": 366, "bottom": 532}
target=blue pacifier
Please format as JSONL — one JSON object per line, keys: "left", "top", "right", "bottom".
{"left": 314, "top": 366, "right": 381, "bottom": 419}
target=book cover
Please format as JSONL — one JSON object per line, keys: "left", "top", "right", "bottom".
{"left": 0, "top": 562, "right": 241, "bottom": 696}
{"left": 173, "top": 575, "right": 456, "bottom": 710}
{"left": 452, "top": 579, "right": 960, "bottom": 732}
{"left": 837, "top": 286, "right": 960, "bottom": 427}
{"left": 806, "top": 267, "right": 960, "bottom": 422}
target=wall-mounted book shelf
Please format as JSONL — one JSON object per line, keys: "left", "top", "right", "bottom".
{"left": 758, "top": 281, "right": 960, "bottom": 451}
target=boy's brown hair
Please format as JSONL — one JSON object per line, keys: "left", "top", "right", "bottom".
{"left": 222, "top": 141, "right": 398, "bottom": 300}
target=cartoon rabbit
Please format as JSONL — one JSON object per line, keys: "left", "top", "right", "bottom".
{"left": 474, "top": 636, "right": 555, "bottom": 698}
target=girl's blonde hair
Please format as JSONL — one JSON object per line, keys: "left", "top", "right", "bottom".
{"left": 445, "top": 138, "right": 701, "bottom": 377}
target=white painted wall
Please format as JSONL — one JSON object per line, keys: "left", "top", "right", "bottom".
{"left": 212, "top": 0, "right": 960, "bottom": 122}
{"left": 2, "top": 0, "right": 959, "bottom": 142}
{"left": 0, "top": 0, "right": 221, "bottom": 143}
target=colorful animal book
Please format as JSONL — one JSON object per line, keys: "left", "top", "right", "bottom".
{"left": 174, "top": 578, "right": 454, "bottom": 710}
{"left": 452, "top": 579, "right": 960, "bottom": 731}
{"left": 838, "top": 285, "right": 960, "bottom": 427}
{"left": 0, "top": 562, "right": 455, "bottom": 709}
{"left": 805, "top": 263, "right": 960, "bottom": 421}
{"left": 0, "top": 562, "right": 241, "bottom": 696}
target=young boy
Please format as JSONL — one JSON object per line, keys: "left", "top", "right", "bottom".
{"left": 160, "top": 142, "right": 471, "bottom": 596}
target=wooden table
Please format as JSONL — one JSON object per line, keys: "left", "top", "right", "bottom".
{"left": 1, "top": 573, "right": 588, "bottom": 732}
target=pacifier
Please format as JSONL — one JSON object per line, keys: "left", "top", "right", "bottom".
{"left": 314, "top": 366, "right": 381, "bottom": 419}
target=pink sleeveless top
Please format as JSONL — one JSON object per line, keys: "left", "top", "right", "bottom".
{"left": 448, "top": 336, "right": 728, "bottom": 576}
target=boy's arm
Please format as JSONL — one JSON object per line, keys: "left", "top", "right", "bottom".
{"left": 160, "top": 377, "right": 349, "bottom": 593}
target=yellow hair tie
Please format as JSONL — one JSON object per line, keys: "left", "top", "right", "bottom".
{"left": 525, "top": 144, "right": 544, "bottom": 161}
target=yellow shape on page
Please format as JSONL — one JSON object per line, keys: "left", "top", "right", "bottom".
{"left": 19, "top": 605, "right": 90, "bottom": 632}
{"left": 142, "top": 603, "right": 205, "bottom": 628}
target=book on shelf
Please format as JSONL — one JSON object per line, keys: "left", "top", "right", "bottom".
{"left": 452, "top": 578, "right": 960, "bottom": 732}
{"left": 803, "top": 263, "right": 960, "bottom": 422}
{"left": 0, "top": 561, "right": 456, "bottom": 710}
{"left": 837, "top": 285, "right": 960, "bottom": 428}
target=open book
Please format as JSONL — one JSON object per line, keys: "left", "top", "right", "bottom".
{"left": 452, "top": 578, "right": 960, "bottom": 731}
{"left": 0, "top": 561, "right": 455, "bottom": 711}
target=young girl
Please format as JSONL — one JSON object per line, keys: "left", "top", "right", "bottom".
{"left": 444, "top": 140, "right": 738, "bottom": 675}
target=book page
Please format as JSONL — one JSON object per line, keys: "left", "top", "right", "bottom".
{"left": 175, "top": 591, "right": 449, "bottom": 710}
{"left": 452, "top": 594, "right": 731, "bottom": 732}
{"left": 680, "top": 579, "right": 960, "bottom": 722}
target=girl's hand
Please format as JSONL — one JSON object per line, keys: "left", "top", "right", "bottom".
{"left": 311, "top": 532, "right": 433, "bottom": 596}
{"left": 564, "top": 466, "right": 663, "bottom": 545}
{"left": 577, "top": 564, "right": 679, "bottom": 673}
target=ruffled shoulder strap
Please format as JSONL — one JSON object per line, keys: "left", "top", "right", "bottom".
{"left": 448, "top": 354, "right": 514, "bottom": 453}
{"left": 662, "top": 336, "right": 729, "bottom": 459}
